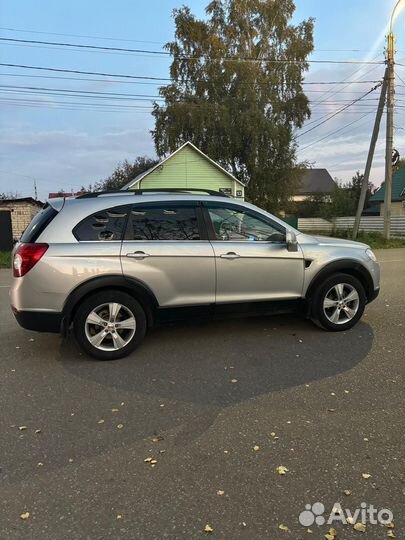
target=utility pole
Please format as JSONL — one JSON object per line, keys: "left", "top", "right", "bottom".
{"left": 383, "top": 0, "right": 403, "bottom": 239}
{"left": 34, "top": 179, "right": 38, "bottom": 200}
{"left": 384, "top": 31, "right": 395, "bottom": 239}
{"left": 353, "top": 73, "right": 387, "bottom": 239}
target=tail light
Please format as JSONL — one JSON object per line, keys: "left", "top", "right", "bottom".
{"left": 13, "top": 243, "right": 48, "bottom": 277}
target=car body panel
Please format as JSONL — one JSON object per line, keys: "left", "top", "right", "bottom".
{"left": 120, "top": 240, "right": 216, "bottom": 306}
{"left": 210, "top": 240, "right": 305, "bottom": 302}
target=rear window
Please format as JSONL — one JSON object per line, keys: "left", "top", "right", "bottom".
{"left": 73, "top": 205, "right": 129, "bottom": 241}
{"left": 20, "top": 204, "right": 58, "bottom": 243}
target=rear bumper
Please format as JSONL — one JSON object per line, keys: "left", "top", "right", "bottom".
{"left": 11, "top": 307, "right": 62, "bottom": 333}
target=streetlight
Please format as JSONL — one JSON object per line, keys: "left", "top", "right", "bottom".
{"left": 384, "top": 0, "right": 404, "bottom": 239}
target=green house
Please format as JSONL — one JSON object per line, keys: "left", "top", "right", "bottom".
{"left": 365, "top": 165, "right": 405, "bottom": 216}
{"left": 123, "top": 141, "right": 245, "bottom": 198}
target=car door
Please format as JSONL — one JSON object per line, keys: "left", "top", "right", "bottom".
{"left": 203, "top": 202, "right": 305, "bottom": 303}
{"left": 120, "top": 201, "right": 215, "bottom": 307}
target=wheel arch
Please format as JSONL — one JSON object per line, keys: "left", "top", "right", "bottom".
{"left": 62, "top": 274, "right": 158, "bottom": 334}
{"left": 305, "top": 259, "right": 374, "bottom": 304}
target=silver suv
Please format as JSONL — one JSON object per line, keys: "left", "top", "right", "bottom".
{"left": 10, "top": 189, "right": 380, "bottom": 360}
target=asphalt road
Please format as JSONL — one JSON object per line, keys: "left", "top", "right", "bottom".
{"left": 0, "top": 249, "right": 404, "bottom": 540}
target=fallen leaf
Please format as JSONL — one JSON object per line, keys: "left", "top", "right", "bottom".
{"left": 97, "top": 419, "right": 105, "bottom": 424}
{"left": 217, "top": 490, "right": 225, "bottom": 496}
{"left": 204, "top": 524, "right": 214, "bottom": 534}
{"left": 270, "top": 432, "right": 276, "bottom": 437}
{"left": 29, "top": 338, "right": 35, "bottom": 342}
{"left": 159, "top": 449, "right": 166, "bottom": 454}
{"left": 120, "top": 402, "right": 125, "bottom": 406}
{"left": 18, "top": 426, "right": 27, "bottom": 431}
{"left": 275, "top": 465, "right": 289, "bottom": 475}
{"left": 279, "top": 524, "right": 289, "bottom": 531}
{"left": 231, "top": 379, "right": 238, "bottom": 383}
{"left": 344, "top": 489, "right": 352, "bottom": 496}
{"left": 150, "top": 459, "right": 158, "bottom": 464}
{"left": 20, "top": 512, "right": 30, "bottom": 520}
{"left": 116, "top": 514, "right": 123, "bottom": 520}
{"left": 144, "top": 457, "right": 153, "bottom": 463}
{"left": 37, "top": 462, "right": 43, "bottom": 467}
{"left": 253, "top": 445, "right": 260, "bottom": 451}
{"left": 346, "top": 517, "right": 354, "bottom": 525}
{"left": 353, "top": 522, "right": 366, "bottom": 532}
{"left": 117, "top": 424, "right": 124, "bottom": 429}
{"left": 68, "top": 458, "right": 74, "bottom": 463}
{"left": 362, "top": 473, "right": 371, "bottom": 479}
{"left": 386, "top": 523, "right": 395, "bottom": 529}
{"left": 325, "top": 527, "right": 337, "bottom": 540}
{"left": 307, "top": 529, "right": 313, "bottom": 533}
{"left": 240, "top": 521, "right": 247, "bottom": 528}
{"left": 35, "top": 429, "right": 41, "bottom": 434}
{"left": 111, "top": 408, "right": 119, "bottom": 412}
{"left": 387, "top": 531, "right": 396, "bottom": 538}
{"left": 152, "top": 436, "right": 164, "bottom": 443}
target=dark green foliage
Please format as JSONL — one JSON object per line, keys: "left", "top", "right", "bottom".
{"left": 94, "top": 157, "right": 159, "bottom": 191}
{"left": 152, "top": 0, "right": 314, "bottom": 213}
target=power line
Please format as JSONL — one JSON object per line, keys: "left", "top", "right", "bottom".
{"left": 0, "top": 70, "right": 383, "bottom": 88}
{"left": 0, "top": 63, "right": 172, "bottom": 81}
{"left": 297, "top": 82, "right": 383, "bottom": 138}
{"left": 0, "top": 84, "right": 384, "bottom": 105}
{"left": 0, "top": 38, "right": 386, "bottom": 65}
{"left": 299, "top": 111, "right": 374, "bottom": 152}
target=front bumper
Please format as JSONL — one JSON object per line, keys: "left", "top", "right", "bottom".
{"left": 11, "top": 307, "right": 62, "bottom": 333}
{"left": 367, "top": 287, "right": 380, "bottom": 304}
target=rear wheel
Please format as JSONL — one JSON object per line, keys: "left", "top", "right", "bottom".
{"left": 311, "top": 273, "right": 366, "bottom": 331}
{"left": 74, "top": 290, "right": 147, "bottom": 360}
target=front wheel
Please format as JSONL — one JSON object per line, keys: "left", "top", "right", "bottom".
{"left": 311, "top": 273, "right": 366, "bottom": 331}
{"left": 74, "top": 290, "right": 147, "bottom": 360}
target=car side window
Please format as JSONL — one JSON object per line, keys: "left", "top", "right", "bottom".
{"left": 207, "top": 206, "right": 285, "bottom": 243}
{"left": 73, "top": 205, "right": 129, "bottom": 241}
{"left": 125, "top": 204, "right": 201, "bottom": 241}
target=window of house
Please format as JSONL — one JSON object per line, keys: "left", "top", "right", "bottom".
{"left": 73, "top": 206, "right": 129, "bottom": 241}
{"left": 125, "top": 205, "right": 201, "bottom": 241}
{"left": 207, "top": 206, "right": 285, "bottom": 242}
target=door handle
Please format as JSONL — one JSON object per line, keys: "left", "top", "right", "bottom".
{"left": 126, "top": 251, "right": 150, "bottom": 260}
{"left": 220, "top": 252, "right": 240, "bottom": 260}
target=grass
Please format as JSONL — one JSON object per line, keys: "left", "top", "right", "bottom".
{"left": 301, "top": 229, "right": 405, "bottom": 249}
{"left": 0, "top": 251, "right": 11, "bottom": 268}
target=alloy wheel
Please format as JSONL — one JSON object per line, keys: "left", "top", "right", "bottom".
{"left": 323, "top": 283, "right": 360, "bottom": 325}
{"left": 85, "top": 302, "right": 136, "bottom": 351}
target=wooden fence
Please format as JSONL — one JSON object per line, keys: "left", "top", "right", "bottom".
{"left": 298, "top": 216, "right": 405, "bottom": 237}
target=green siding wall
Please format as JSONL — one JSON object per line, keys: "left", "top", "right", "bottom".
{"left": 130, "top": 145, "right": 244, "bottom": 198}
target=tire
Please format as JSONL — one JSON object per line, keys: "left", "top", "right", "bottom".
{"left": 73, "top": 290, "right": 147, "bottom": 360}
{"left": 310, "top": 273, "right": 366, "bottom": 331}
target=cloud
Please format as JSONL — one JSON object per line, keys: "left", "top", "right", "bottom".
{"left": 0, "top": 125, "right": 156, "bottom": 198}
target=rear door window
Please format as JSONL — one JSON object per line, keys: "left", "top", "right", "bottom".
{"left": 73, "top": 205, "right": 129, "bottom": 241}
{"left": 125, "top": 204, "right": 201, "bottom": 241}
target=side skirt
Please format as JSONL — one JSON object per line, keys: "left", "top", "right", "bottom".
{"left": 156, "top": 299, "right": 306, "bottom": 325}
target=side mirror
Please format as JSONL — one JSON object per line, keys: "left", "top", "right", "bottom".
{"left": 286, "top": 230, "right": 298, "bottom": 252}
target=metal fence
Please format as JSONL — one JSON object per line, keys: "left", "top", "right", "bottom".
{"left": 298, "top": 216, "right": 405, "bottom": 237}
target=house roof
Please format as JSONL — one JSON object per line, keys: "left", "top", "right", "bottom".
{"left": 122, "top": 141, "right": 245, "bottom": 190}
{"left": 0, "top": 197, "right": 43, "bottom": 206}
{"left": 369, "top": 165, "right": 405, "bottom": 202}
{"left": 296, "top": 168, "right": 336, "bottom": 195}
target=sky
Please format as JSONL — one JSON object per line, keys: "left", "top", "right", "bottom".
{"left": 0, "top": 0, "right": 404, "bottom": 201}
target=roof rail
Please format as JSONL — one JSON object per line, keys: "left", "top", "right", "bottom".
{"left": 76, "top": 188, "right": 230, "bottom": 199}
